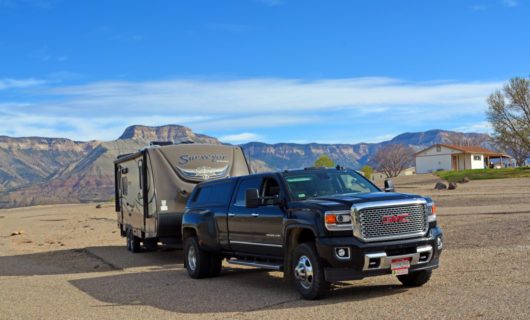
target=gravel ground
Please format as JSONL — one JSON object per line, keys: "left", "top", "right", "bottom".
{"left": 1, "top": 175, "right": 529, "bottom": 320}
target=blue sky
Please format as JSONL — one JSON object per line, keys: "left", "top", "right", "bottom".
{"left": 0, "top": 0, "right": 528, "bottom": 144}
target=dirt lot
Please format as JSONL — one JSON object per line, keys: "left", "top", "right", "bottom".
{"left": 1, "top": 174, "right": 529, "bottom": 320}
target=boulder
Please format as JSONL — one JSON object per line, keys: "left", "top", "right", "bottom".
{"left": 448, "top": 182, "right": 458, "bottom": 190}
{"left": 459, "top": 177, "right": 470, "bottom": 183}
{"left": 434, "top": 182, "right": 447, "bottom": 190}
{"left": 95, "top": 204, "right": 102, "bottom": 209}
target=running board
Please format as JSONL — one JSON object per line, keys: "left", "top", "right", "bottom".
{"left": 227, "top": 259, "right": 282, "bottom": 271}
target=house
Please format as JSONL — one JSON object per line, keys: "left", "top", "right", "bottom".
{"left": 415, "top": 144, "right": 511, "bottom": 174}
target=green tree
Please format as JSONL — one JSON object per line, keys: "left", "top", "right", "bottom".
{"left": 314, "top": 154, "right": 335, "bottom": 168}
{"left": 487, "top": 77, "right": 530, "bottom": 166}
{"left": 360, "top": 165, "right": 373, "bottom": 179}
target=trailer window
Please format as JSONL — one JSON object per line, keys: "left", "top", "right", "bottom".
{"left": 121, "top": 177, "right": 128, "bottom": 196}
{"left": 138, "top": 160, "right": 143, "bottom": 190}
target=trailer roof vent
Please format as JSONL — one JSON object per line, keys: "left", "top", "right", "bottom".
{"left": 149, "top": 141, "right": 174, "bottom": 146}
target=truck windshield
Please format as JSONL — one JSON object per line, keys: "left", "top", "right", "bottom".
{"left": 283, "top": 171, "right": 379, "bottom": 200}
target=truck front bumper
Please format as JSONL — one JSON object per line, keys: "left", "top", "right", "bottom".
{"left": 315, "top": 226, "right": 443, "bottom": 282}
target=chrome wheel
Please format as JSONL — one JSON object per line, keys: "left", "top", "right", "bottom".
{"left": 294, "top": 255, "right": 314, "bottom": 290}
{"left": 187, "top": 245, "right": 197, "bottom": 271}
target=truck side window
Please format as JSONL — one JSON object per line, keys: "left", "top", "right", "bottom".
{"left": 234, "top": 177, "right": 262, "bottom": 206}
{"left": 262, "top": 177, "right": 281, "bottom": 205}
{"left": 194, "top": 183, "right": 232, "bottom": 206}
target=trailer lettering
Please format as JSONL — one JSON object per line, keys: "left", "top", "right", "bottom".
{"left": 178, "top": 154, "right": 227, "bottom": 165}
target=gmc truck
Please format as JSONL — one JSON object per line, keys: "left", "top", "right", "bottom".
{"left": 182, "top": 167, "right": 443, "bottom": 299}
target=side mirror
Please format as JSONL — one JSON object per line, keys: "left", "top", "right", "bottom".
{"left": 384, "top": 179, "right": 395, "bottom": 192}
{"left": 245, "top": 188, "right": 261, "bottom": 208}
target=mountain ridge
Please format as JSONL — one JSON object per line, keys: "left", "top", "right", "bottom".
{"left": 0, "top": 125, "right": 492, "bottom": 208}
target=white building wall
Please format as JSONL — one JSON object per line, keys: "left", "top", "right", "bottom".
{"left": 470, "top": 154, "right": 485, "bottom": 169}
{"left": 416, "top": 155, "right": 452, "bottom": 173}
{"left": 415, "top": 145, "right": 460, "bottom": 174}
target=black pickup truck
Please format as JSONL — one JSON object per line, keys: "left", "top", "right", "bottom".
{"left": 182, "top": 167, "right": 443, "bottom": 299}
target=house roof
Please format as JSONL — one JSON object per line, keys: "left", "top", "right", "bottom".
{"left": 416, "top": 144, "right": 511, "bottom": 157}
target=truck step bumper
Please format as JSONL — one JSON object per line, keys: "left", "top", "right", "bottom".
{"left": 324, "top": 257, "right": 440, "bottom": 282}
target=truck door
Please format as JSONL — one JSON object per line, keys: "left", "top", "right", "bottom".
{"left": 254, "top": 176, "right": 284, "bottom": 256}
{"left": 228, "top": 176, "right": 263, "bottom": 254}
{"left": 228, "top": 175, "right": 284, "bottom": 257}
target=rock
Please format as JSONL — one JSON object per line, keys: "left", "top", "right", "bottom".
{"left": 460, "top": 177, "right": 470, "bottom": 183}
{"left": 434, "top": 182, "right": 447, "bottom": 190}
{"left": 95, "top": 204, "right": 102, "bottom": 209}
{"left": 448, "top": 182, "right": 458, "bottom": 190}
{"left": 10, "top": 231, "right": 23, "bottom": 236}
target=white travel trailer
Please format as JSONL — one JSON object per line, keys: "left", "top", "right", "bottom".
{"left": 114, "top": 142, "right": 251, "bottom": 252}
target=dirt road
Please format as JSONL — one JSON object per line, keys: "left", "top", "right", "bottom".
{"left": 1, "top": 175, "right": 529, "bottom": 319}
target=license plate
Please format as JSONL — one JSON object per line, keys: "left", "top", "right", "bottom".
{"left": 391, "top": 258, "right": 410, "bottom": 276}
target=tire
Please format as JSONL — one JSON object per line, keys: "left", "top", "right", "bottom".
{"left": 292, "top": 242, "right": 329, "bottom": 300}
{"left": 143, "top": 238, "right": 159, "bottom": 251}
{"left": 397, "top": 270, "right": 432, "bottom": 287}
{"left": 184, "top": 236, "right": 213, "bottom": 279}
{"left": 127, "top": 229, "right": 141, "bottom": 253}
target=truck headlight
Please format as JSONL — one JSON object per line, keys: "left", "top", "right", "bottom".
{"left": 325, "top": 211, "right": 353, "bottom": 231}
{"left": 426, "top": 203, "right": 437, "bottom": 223}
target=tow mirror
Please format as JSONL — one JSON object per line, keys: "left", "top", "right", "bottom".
{"left": 384, "top": 179, "right": 395, "bottom": 192}
{"left": 245, "top": 188, "right": 261, "bottom": 208}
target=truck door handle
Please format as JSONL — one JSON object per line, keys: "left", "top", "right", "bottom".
{"left": 251, "top": 213, "right": 260, "bottom": 217}
{"left": 228, "top": 213, "right": 235, "bottom": 217}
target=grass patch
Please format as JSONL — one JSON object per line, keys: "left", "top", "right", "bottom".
{"left": 436, "top": 167, "right": 530, "bottom": 183}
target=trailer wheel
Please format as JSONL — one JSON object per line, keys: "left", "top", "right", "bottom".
{"left": 127, "top": 229, "right": 141, "bottom": 253}
{"left": 184, "top": 236, "right": 212, "bottom": 279}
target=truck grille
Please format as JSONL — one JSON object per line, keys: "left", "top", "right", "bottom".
{"left": 356, "top": 204, "right": 427, "bottom": 241}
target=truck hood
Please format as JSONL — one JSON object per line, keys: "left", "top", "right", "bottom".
{"left": 297, "top": 192, "right": 424, "bottom": 211}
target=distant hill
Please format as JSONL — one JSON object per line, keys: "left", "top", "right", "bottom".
{"left": 0, "top": 126, "right": 491, "bottom": 208}
{"left": 243, "top": 129, "right": 492, "bottom": 170}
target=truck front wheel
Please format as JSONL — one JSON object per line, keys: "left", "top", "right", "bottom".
{"left": 397, "top": 270, "right": 432, "bottom": 287}
{"left": 292, "top": 242, "right": 329, "bottom": 300}
{"left": 184, "top": 236, "right": 219, "bottom": 278}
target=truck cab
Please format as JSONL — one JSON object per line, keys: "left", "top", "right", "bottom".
{"left": 182, "top": 167, "right": 443, "bottom": 299}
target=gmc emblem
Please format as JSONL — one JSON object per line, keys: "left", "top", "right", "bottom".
{"left": 382, "top": 213, "right": 410, "bottom": 224}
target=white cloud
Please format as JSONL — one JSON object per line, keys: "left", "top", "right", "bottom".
{"left": 0, "top": 78, "right": 46, "bottom": 90}
{"left": 502, "top": 0, "right": 518, "bottom": 7}
{"left": 452, "top": 121, "right": 493, "bottom": 133}
{"left": 47, "top": 77, "right": 501, "bottom": 116}
{"left": 219, "top": 132, "right": 263, "bottom": 143}
{"left": 0, "top": 76, "right": 504, "bottom": 141}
